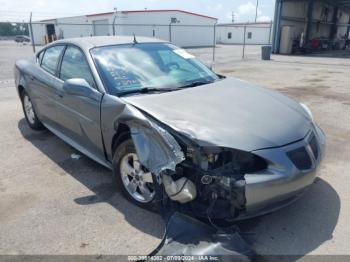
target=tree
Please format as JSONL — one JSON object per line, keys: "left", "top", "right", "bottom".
{"left": 0, "top": 22, "right": 29, "bottom": 36}
{"left": 0, "top": 22, "right": 13, "bottom": 36}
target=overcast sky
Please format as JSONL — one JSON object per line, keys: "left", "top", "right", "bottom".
{"left": 0, "top": 0, "right": 276, "bottom": 23}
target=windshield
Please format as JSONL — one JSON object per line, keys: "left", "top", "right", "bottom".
{"left": 90, "top": 43, "right": 219, "bottom": 96}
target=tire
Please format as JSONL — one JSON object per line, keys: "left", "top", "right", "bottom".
{"left": 112, "top": 139, "right": 160, "bottom": 211}
{"left": 20, "top": 90, "right": 45, "bottom": 130}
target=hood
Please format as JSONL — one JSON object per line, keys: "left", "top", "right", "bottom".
{"left": 123, "top": 77, "right": 312, "bottom": 151}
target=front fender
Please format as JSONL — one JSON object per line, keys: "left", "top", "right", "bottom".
{"left": 101, "top": 94, "right": 185, "bottom": 176}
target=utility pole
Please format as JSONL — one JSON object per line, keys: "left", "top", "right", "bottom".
{"left": 268, "top": 20, "right": 273, "bottom": 44}
{"left": 112, "top": 7, "right": 117, "bottom": 36}
{"left": 242, "top": 25, "right": 247, "bottom": 59}
{"left": 232, "top": 11, "right": 235, "bottom": 23}
{"left": 255, "top": 0, "right": 259, "bottom": 22}
{"left": 169, "top": 21, "right": 172, "bottom": 42}
{"left": 29, "top": 12, "right": 35, "bottom": 53}
{"left": 212, "top": 21, "right": 217, "bottom": 67}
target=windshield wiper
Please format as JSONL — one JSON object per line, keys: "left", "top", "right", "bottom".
{"left": 118, "top": 87, "right": 178, "bottom": 97}
{"left": 178, "top": 80, "right": 214, "bottom": 89}
{"left": 118, "top": 81, "right": 214, "bottom": 97}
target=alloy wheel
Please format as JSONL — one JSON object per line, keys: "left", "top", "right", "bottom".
{"left": 120, "top": 153, "right": 155, "bottom": 203}
{"left": 23, "top": 95, "right": 35, "bottom": 125}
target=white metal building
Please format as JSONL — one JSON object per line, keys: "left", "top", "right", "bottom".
{"left": 30, "top": 9, "right": 218, "bottom": 47}
{"left": 216, "top": 22, "right": 274, "bottom": 45}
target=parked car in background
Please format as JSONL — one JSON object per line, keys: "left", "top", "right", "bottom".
{"left": 14, "top": 35, "right": 30, "bottom": 43}
{"left": 14, "top": 36, "right": 325, "bottom": 221}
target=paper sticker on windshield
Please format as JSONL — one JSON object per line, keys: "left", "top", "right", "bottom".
{"left": 173, "top": 49, "right": 195, "bottom": 59}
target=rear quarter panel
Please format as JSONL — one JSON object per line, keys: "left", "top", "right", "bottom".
{"left": 14, "top": 59, "right": 33, "bottom": 97}
{"left": 14, "top": 58, "right": 55, "bottom": 122}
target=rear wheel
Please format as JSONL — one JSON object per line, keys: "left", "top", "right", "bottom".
{"left": 113, "top": 139, "right": 160, "bottom": 211}
{"left": 21, "top": 90, "right": 45, "bottom": 130}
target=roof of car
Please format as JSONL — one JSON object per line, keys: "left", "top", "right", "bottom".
{"left": 53, "top": 36, "right": 168, "bottom": 50}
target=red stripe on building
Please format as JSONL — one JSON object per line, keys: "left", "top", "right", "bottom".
{"left": 87, "top": 9, "right": 217, "bottom": 20}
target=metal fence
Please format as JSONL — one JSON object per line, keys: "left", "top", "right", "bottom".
{"left": 0, "top": 19, "right": 273, "bottom": 64}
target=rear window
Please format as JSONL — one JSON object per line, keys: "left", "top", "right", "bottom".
{"left": 41, "top": 45, "right": 65, "bottom": 75}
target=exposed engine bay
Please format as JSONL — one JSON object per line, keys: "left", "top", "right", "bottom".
{"left": 176, "top": 144, "right": 268, "bottom": 219}
{"left": 129, "top": 117, "right": 268, "bottom": 221}
{"left": 159, "top": 147, "right": 267, "bottom": 220}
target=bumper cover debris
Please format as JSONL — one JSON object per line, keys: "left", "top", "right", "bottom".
{"left": 148, "top": 212, "right": 255, "bottom": 261}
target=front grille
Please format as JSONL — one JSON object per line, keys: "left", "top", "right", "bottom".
{"left": 287, "top": 147, "right": 312, "bottom": 170}
{"left": 309, "top": 135, "right": 319, "bottom": 160}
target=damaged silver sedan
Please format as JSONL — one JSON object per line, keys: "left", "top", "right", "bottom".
{"left": 15, "top": 36, "right": 325, "bottom": 220}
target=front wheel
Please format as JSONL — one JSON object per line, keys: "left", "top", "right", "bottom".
{"left": 112, "top": 139, "right": 160, "bottom": 211}
{"left": 21, "top": 90, "right": 45, "bottom": 130}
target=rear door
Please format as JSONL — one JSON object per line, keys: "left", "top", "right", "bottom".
{"left": 30, "top": 45, "right": 65, "bottom": 129}
{"left": 55, "top": 45, "right": 105, "bottom": 163}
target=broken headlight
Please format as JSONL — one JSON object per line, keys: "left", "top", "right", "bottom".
{"left": 199, "top": 148, "right": 230, "bottom": 171}
{"left": 199, "top": 148, "right": 267, "bottom": 174}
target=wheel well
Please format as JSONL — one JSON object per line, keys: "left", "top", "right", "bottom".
{"left": 111, "top": 123, "right": 131, "bottom": 155}
{"left": 18, "top": 85, "right": 25, "bottom": 99}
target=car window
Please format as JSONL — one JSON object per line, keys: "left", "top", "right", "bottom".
{"left": 60, "top": 46, "right": 95, "bottom": 88}
{"left": 41, "top": 45, "right": 65, "bottom": 75}
{"left": 37, "top": 50, "right": 44, "bottom": 64}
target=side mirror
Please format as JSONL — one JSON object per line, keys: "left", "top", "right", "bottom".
{"left": 63, "top": 78, "right": 93, "bottom": 97}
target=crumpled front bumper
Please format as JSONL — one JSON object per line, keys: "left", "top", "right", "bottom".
{"left": 241, "top": 125, "right": 326, "bottom": 219}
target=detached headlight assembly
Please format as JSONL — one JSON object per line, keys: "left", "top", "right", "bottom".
{"left": 300, "top": 103, "right": 314, "bottom": 121}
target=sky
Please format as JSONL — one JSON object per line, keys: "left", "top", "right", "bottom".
{"left": 0, "top": 0, "right": 276, "bottom": 23}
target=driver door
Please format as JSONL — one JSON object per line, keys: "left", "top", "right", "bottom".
{"left": 55, "top": 45, "right": 105, "bottom": 163}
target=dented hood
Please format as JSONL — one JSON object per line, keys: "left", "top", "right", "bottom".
{"left": 123, "top": 77, "right": 312, "bottom": 151}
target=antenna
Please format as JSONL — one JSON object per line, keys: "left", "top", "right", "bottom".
{"left": 133, "top": 34, "right": 138, "bottom": 44}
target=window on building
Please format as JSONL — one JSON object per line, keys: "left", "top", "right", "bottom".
{"left": 247, "top": 32, "right": 252, "bottom": 39}
{"left": 41, "top": 45, "right": 65, "bottom": 75}
{"left": 171, "top": 17, "right": 177, "bottom": 23}
{"left": 228, "top": 32, "right": 232, "bottom": 39}
{"left": 59, "top": 46, "right": 95, "bottom": 88}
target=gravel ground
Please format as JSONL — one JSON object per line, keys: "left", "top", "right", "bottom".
{"left": 0, "top": 40, "right": 349, "bottom": 258}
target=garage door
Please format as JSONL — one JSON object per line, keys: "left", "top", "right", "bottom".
{"left": 93, "top": 19, "right": 109, "bottom": 36}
